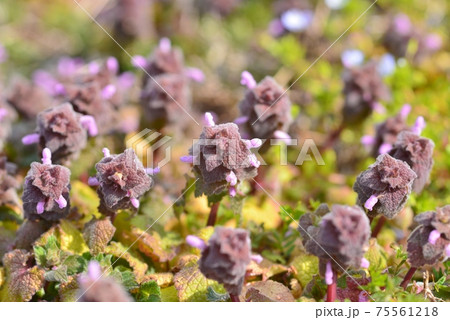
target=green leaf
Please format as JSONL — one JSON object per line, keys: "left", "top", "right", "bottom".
{"left": 62, "top": 255, "right": 87, "bottom": 275}
{"left": 173, "top": 259, "right": 225, "bottom": 302}
{"left": 290, "top": 253, "right": 319, "bottom": 287}
{"left": 206, "top": 286, "right": 229, "bottom": 302}
{"left": 110, "top": 266, "right": 139, "bottom": 291}
{"left": 135, "top": 281, "right": 161, "bottom": 302}
{"left": 44, "top": 265, "right": 69, "bottom": 283}
{"left": 105, "top": 242, "right": 148, "bottom": 283}
{"left": 33, "top": 246, "right": 47, "bottom": 267}
{"left": 83, "top": 218, "right": 116, "bottom": 255}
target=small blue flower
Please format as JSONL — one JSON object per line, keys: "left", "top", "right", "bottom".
{"left": 341, "top": 49, "right": 364, "bottom": 68}
{"left": 377, "top": 53, "right": 396, "bottom": 76}
{"left": 280, "top": 9, "right": 313, "bottom": 32}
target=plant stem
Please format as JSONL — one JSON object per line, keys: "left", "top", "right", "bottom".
{"left": 321, "top": 122, "right": 345, "bottom": 151}
{"left": 326, "top": 268, "right": 337, "bottom": 302}
{"left": 371, "top": 216, "right": 386, "bottom": 238}
{"left": 206, "top": 202, "right": 220, "bottom": 227}
{"left": 229, "top": 294, "right": 240, "bottom": 302}
{"left": 400, "top": 267, "right": 417, "bottom": 290}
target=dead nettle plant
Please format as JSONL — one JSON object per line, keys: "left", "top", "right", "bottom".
{"left": 383, "top": 13, "right": 442, "bottom": 63}
{"left": 353, "top": 153, "right": 416, "bottom": 237}
{"left": 21, "top": 103, "right": 98, "bottom": 165}
{"left": 323, "top": 58, "right": 391, "bottom": 150}
{"left": 298, "top": 204, "right": 371, "bottom": 302}
{"left": 185, "top": 227, "right": 262, "bottom": 302}
{"left": 88, "top": 148, "right": 154, "bottom": 220}
{"left": 181, "top": 112, "right": 259, "bottom": 226}
{"left": 235, "top": 71, "right": 293, "bottom": 149}
{"left": 22, "top": 148, "right": 71, "bottom": 221}
{"left": 357, "top": 113, "right": 434, "bottom": 236}
{"left": 133, "top": 38, "right": 204, "bottom": 130}
{"left": 31, "top": 56, "right": 135, "bottom": 135}
{"left": 401, "top": 205, "right": 450, "bottom": 290}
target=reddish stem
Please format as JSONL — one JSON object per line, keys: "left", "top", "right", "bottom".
{"left": 371, "top": 216, "right": 386, "bottom": 238}
{"left": 321, "top": 123, "right": 345, "bottom": 151}
{"left": 400, "top": 267, "right": 417, "bottom": 290}
{"left": 326, "top": 269, "right": 337, "bottom": 302}
{"left": 229, "top": 294, "right": 240, "bottom": 302}
{"left": 206, "top": 202, "right": 220, "bottom": 227}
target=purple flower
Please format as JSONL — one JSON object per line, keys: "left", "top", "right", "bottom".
{"left": 6, "top": 78, "right": 52, "bottom": 119}
{"left": 93, "top": 148, "right": 153, "bottom": 216}
{"left": 238, "top": 76, "right": 292, "bottom": 147}
{"left": 368, "top": 105, "right": 411, "bottom": 158}
{"left": 187, "top": 119, "right": 258, "bottom": 198}
{"left": 22, "top": 149, "right": 71, "bottom": 221}
{"left": 140, "top": 73, "right": 191, "bottom": 128}
{"left": 393, "top": 14, "right": 412, "bottom": 36}
{"left": 30, "top": 103, "right": 95, "bottom": 163}
{"left": 186, "top": 235, "right": 207, "bottom": 250}
{"left": 199, "top": 227, "right": 251, "bottom": 296}
{"left": 268, "top": 19, "right": 285, "bottom": 37}
{"left": 360, "top": 257, "right": 370, "bottom": 269}
{"left": 353, "top": 154, "right": 416, "bottom": 219}
{"left": 428, "top": 230, "right": 441, "bottom": 245}
{"left": 325, "top": 261, "right": 333, "bottom": 285}
{"left": 383, "top": 14, "right": 413, "bottom": 58}
{"left": 142, "top": 38, "right": 185, "bottom": 79}
{"left": 342, "top": 63, "right": 390, "bottom": 124}
{"left": 63, "top": 80, "right": 119, "bottom": 135}
{"left": 422, "top": 33, "right": 442, "bottom": 51}
{"left": 185, "top": 67, "right": 205, "bottom": 83}
{"left": 407, "top": 206, "right": 450, "bottom": 268}
{"left": 388, "top": 131, "right": 434, "bottom": 193}
{"left": 298, "top": 204, "right": 371, "bottom": 276}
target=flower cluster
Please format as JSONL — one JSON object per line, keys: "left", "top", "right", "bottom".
{"left": 182, "top": 113, "right": 259, "bottom": 198}
{"left": 21, "top": 103, "right": 97, "bottom": 164}
{"left": 6, "top": 77, "right": 52, "bottom": 119}
{"left": 29, "top": 56, "right": 134, "bottom": 135}
{"left": 298, "top": 204, "right": 371, "bottom": 276}
{"left": 135, "top": 38, "right": 203, "bottom": 128}
{"left": 199, "top": 227, "right": 251, "bottom": 296}
{"left": 407, "top": 205, "right": 450, "bottom": 268}
{"left": 342, "top": 62, "right": 390, "bottom": 124}
{"left": 89, "top": 148, "right": 153, "bottom": 216}
{"left": 22, "top": 149, "right": 71, "bottom": 221}
{"left": 237, "top": 72, "right": 292, "bottom": 147}
{"left": 388, "top": 131, "right": 434, "bottom": 194}
{"left": 353, "top": 154, "right": 416, "bottom": 219}
{"left": 361, "top": 104, "right": 412, "bottom": 157}
{"left": 383, "top": 13, "right": 442, "bottom": 61}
